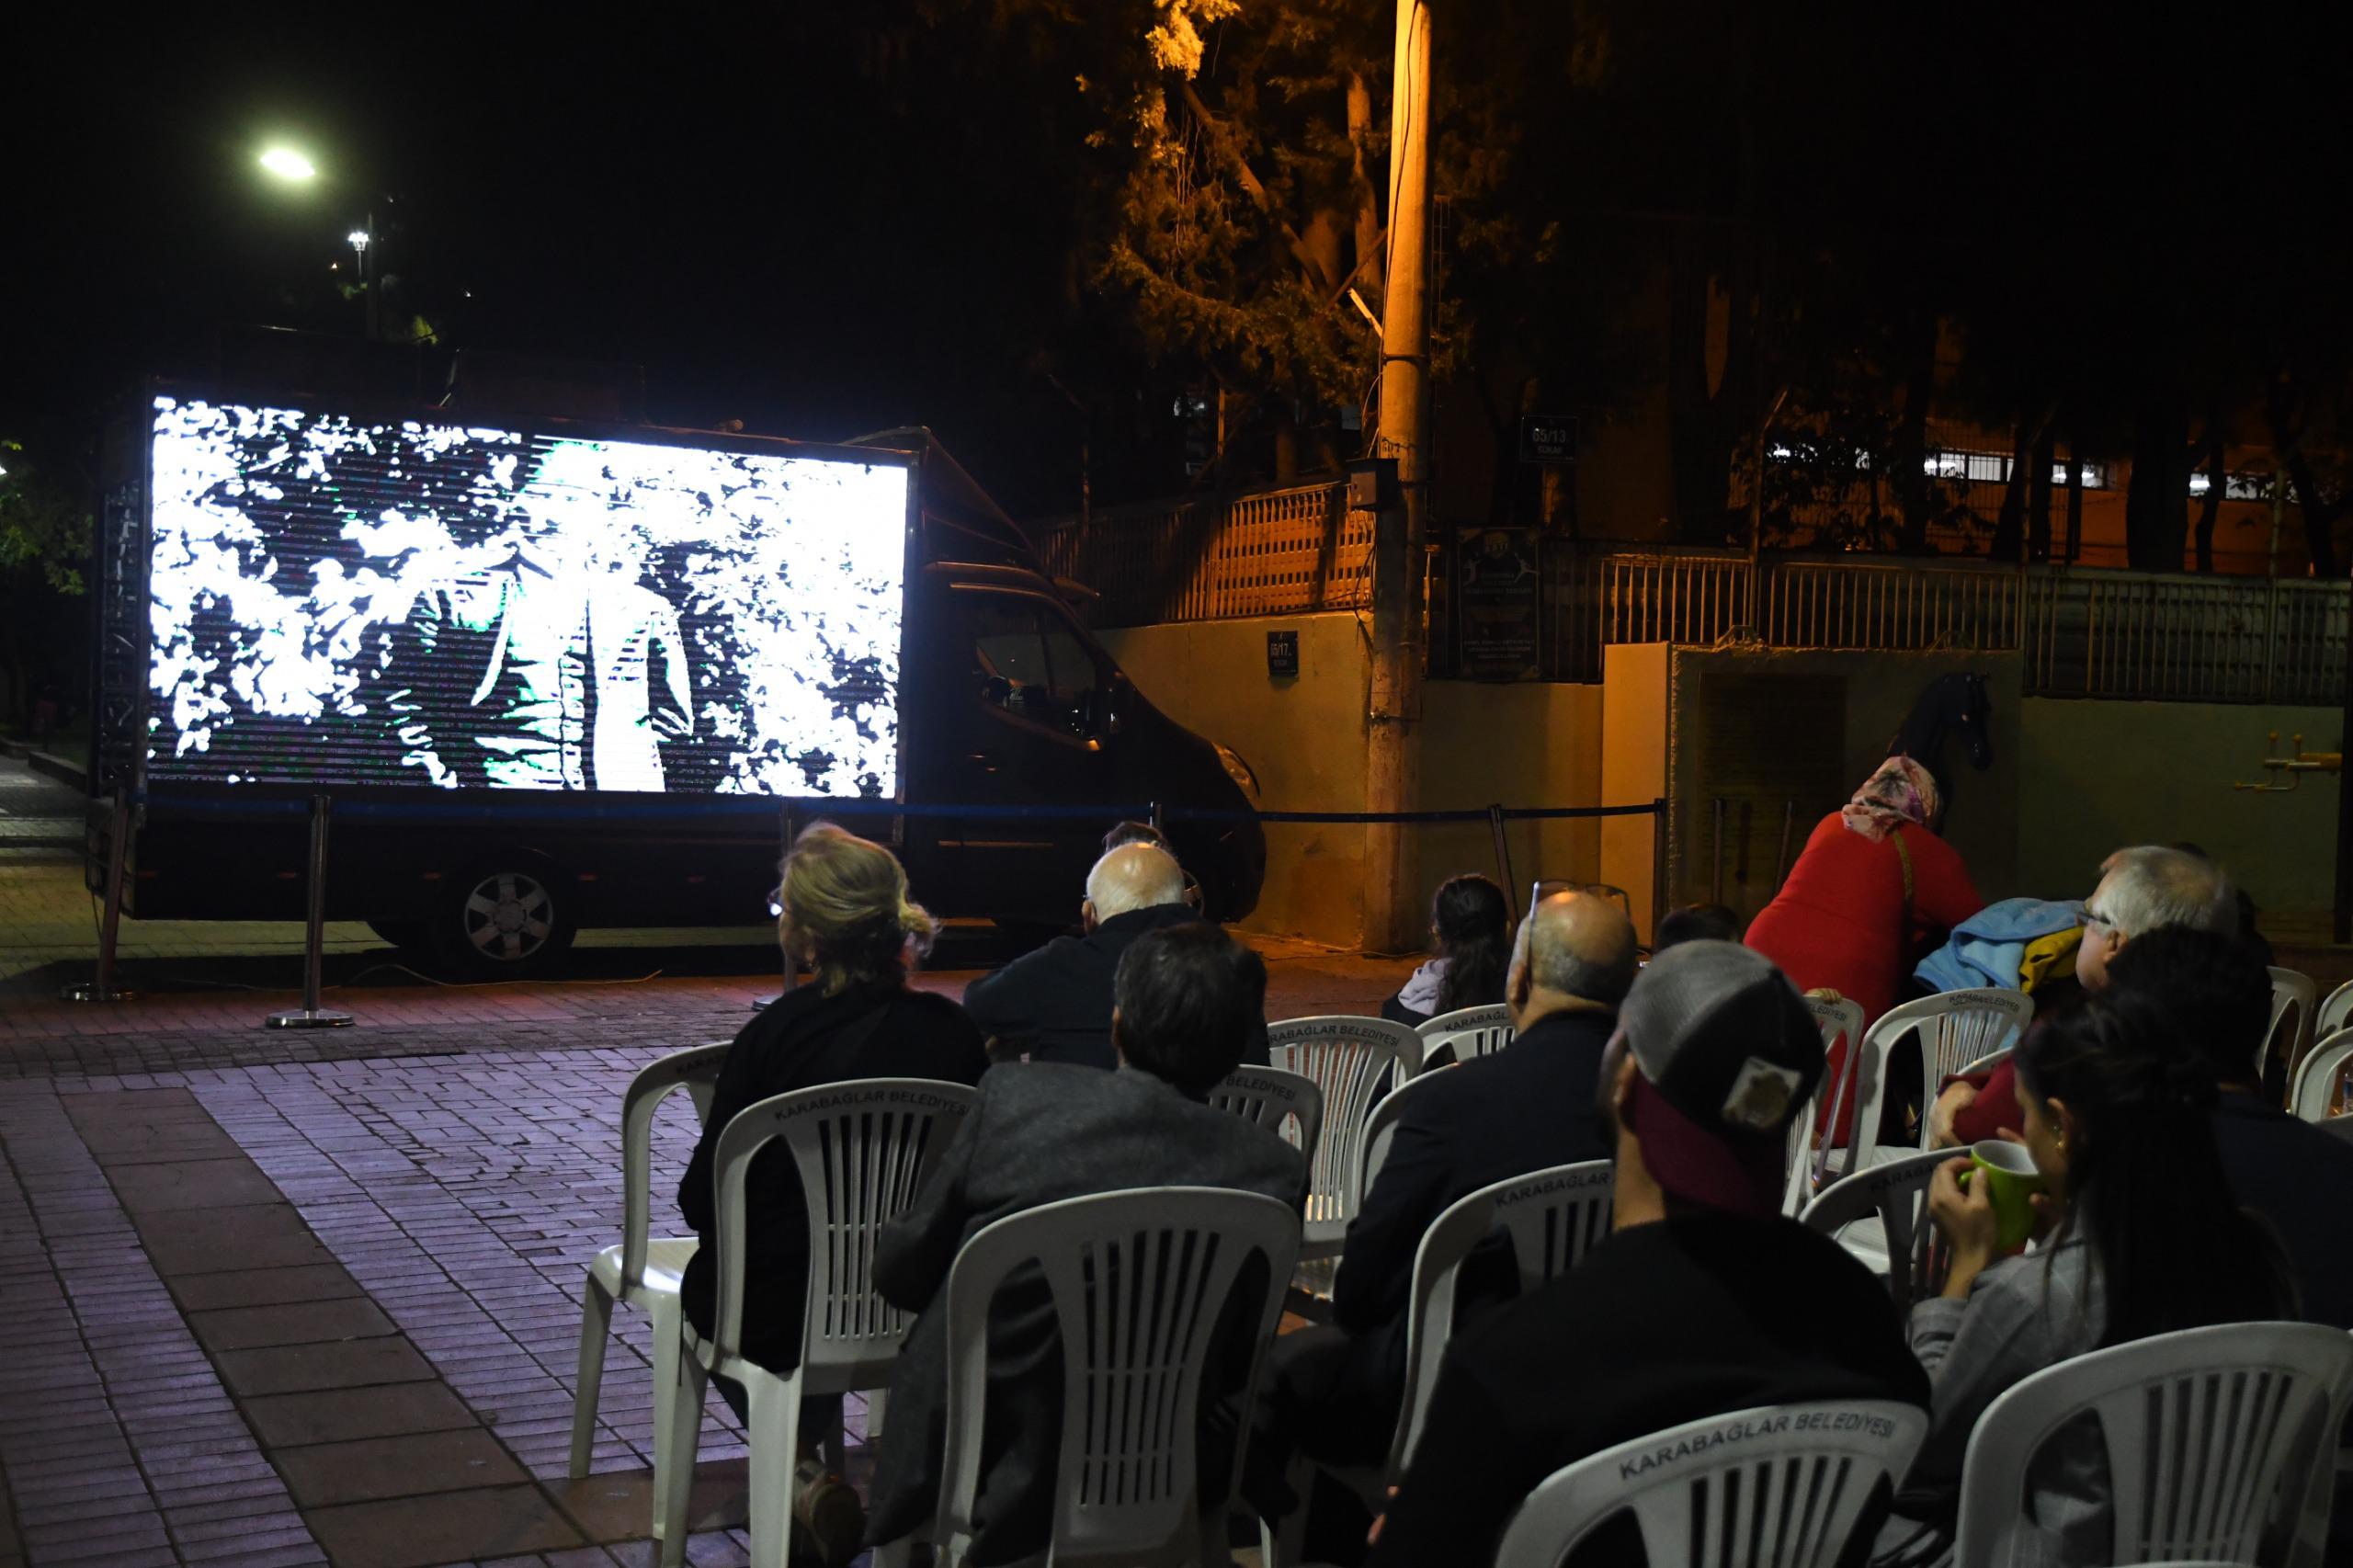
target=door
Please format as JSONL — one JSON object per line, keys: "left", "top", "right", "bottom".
{"left": 929, "top": 585, "right": 1119, "bottom": 923}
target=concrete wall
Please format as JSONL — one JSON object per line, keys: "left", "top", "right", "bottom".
{"left": 1099, "top": 614, "right": 1372, "bottom": 945}
{"left": 1101, "top": 614, "right": 1611, "bottom": 947}
{"left": 2017, "top": 699, "right": 2336, "bottom": 919}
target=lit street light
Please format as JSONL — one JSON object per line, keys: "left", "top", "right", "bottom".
{"left": 257, "top": 147, "right": 316, "bottom": 181}
{"left": 256, "top": 145, "right": 384, "bottom": 341}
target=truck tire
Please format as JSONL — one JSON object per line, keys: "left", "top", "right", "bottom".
{"left": 430, "top": 861, "right": 580, "bottom": 979}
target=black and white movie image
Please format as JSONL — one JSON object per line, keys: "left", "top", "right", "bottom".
{"left": 145, "top": 397, "right": 908, "bottom": 797}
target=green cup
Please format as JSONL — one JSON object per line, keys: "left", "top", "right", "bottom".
{"left": 1960, "top": 1138, "right": 2045, "bottom": 1253}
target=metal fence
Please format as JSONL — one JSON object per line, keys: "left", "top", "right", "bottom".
{"left": 1036, "top": 483, "right": 1370, "bottom": 625}
{"left": 1033, "top": 484, "right": 2347, "bottom": 705}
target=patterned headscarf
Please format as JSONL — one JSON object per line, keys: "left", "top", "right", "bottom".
{"left": 1841, "top": 755, "right": 1939, "bottom": 841}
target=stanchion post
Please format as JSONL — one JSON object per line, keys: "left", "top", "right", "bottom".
{"left": 1485, "top": 803, "right": 1516, "bottom": 903}
{"left": 266, "top": 793, "right": 353, "bottom": 1029}
{"left": 62, "top": 788, "right": 131, "bottom": 1004}
{"left": 1651, "top": 797, "right": 1669, "bottom": 947}
{"left": 754, "top": 803, "right": 799, "bottom": 1012}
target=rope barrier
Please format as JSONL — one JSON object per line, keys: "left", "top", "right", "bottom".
{"left": 125, "top": 790, "right": 1660, "bottom": 827}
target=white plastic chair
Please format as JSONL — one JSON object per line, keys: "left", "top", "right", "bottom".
{"left": 1389, "top": 1161, "right": 1614, "bottom": 1474}
{"left": 2291, "top": 1028, "right": 2353, "bottom": 1123}
{"left": 890, "top": 1186, "right": 1302, "bottom": 1568}
{"left": 1351, "top": 1064, "right": 1459, "bottom": 1216}
{"left": 1850, "top": 990, "right": 2035, "bottom": 1165}
{"left": 658, "top": 1078, "right": 977, "bottom": 1568}
{"left": 1267, "top": 1016, "right": 1422, "bottom": 1259}
{"left": 1951, "top": 1321, "right": 2353, "bottom": 1568}
{"left": 1797, "top": 1147, "right": 1948, "bottom": 1311}
{"left": 2317, "top": 978, "right": 2353, "bottom": 1040}
{"left": 1209, "top": 1065, "right": 1326, "bottom": 1169}
{"left": 1786, "top": 996, "right": 1866, "bottom": 1213}
{"left": 2268, "top": 966, "right": 2319, "bottom": 1081}
{"left": 569, "top": 1040, "right": 729, "bottom": 1488}
{"left": 1415, "top": 1004, "right": 1514, "bottom": 1067}
{"left": 1492, "top": 1400, "right": 1930, "bottom": 1568}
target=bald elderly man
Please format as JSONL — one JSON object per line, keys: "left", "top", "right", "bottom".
{"left": 1252, "top": 892, "right": 1638, "bottom": 1541}
{"left": 963, "top": 840, "right": 1270, "bottom": 1072}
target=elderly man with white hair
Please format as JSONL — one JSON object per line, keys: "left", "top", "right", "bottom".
{"left": 963, "top": 838, "right": 1269, "bottom": 1071}
{"left": 1933, "top": 843, "right": 2241, "bottom": 1147}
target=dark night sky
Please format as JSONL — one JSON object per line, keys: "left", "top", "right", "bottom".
{"left": 4, "top": 9, "right": 1089, "bottom": 514}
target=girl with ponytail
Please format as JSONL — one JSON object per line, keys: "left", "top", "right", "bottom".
{"left": 1876, "top": 991, "right": 2294, "bottom": 1566}
{"left": 676, "top": 824, "right": 991, "bottom": 1554}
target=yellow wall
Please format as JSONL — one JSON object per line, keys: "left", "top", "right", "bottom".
{"left": 1600, "top": 643, "right": 1671, "bottom": 937}
{"left": 1099, "top": 614, "right": 1372, "bottom": 944}
{"left": 2016, "top": 699, "right": 2337, "bottom": 921}
{"left": 1100, "top": 615, "right": 1614, "bottom": 947}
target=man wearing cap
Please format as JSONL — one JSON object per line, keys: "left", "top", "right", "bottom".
{"left": 1369, "top": 941, "right": 1928, "bottom": 1568}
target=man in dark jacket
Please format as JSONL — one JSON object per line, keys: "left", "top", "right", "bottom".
{"left": 1262, "top": 890, "right": 1639, "bottom": 1487}
{"left": 1370, "top": 943, "right": 1929, "bottom": 1568}
{"left": 867, "top": 922, "right": 1307, "bottom": 1563}
{"left": 962, "top": 839, "right": 1269, "bottom": 1069}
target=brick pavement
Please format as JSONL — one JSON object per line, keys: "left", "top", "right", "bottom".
{"left": 0, "top": 941, "right": 1411, "bottom": 1568}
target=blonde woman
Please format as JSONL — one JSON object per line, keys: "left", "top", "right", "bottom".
{"left": 676, "top": 824, "right": 988, "bottom": 1551}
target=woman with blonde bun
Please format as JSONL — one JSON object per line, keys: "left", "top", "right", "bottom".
{"left": 677, "top": 823, "right": 988, "bottom": 1551}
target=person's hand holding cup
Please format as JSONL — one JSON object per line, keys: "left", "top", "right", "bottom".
{"left": 1929, "top": 1139, "right": 2046, "bottom": 1299}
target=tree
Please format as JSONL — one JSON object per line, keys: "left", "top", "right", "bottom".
{"left": 0, "top": 440, "right": 92, "bottom": 729}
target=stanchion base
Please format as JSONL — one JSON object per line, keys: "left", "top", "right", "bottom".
{"left": 60, "top": 983, "right": 131, "bottom": 1004}
{"left": 750, "top": 995, "right": 777, "bottom": 1012}
{"left": 264, "top": 1008, "right": 355, "bottom": 1030}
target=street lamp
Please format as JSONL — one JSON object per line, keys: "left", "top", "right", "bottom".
{"left": 258, "top": 147, "right": 316, "bottom": 181}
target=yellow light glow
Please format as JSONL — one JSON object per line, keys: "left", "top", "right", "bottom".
{"left": 258, "top": 147, "right": 317, "bottom": 181}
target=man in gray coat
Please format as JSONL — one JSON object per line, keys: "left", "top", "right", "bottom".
{"left": 867, "top": 923, "right": 1307, "bottom": 1562}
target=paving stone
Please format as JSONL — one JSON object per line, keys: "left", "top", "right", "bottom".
{"left": 189, "top": 1298, "right": 399, "bottom": 1353}
{"left": 215, "top": 1335, "right": 438, "bottom": 1398}
{"left": 109, "top": 1158, "right": 291, "bottom": 1214}
{"left": 171, "top": 1264, "right": 366, "bottom": 1312}
{"left": 139, "top": 1206, "right": 334, "bottom": 1277}
{"left": 275, "top": 1429, "right": 529, "bottom": 1507}
{"left": 302, "top": 1485, "right": 586, "bottom": 1568}
{"left": 243, "top": 1382, "right": 483, "bottom": 1449}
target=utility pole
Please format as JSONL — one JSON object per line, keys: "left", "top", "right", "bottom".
{"left": 1364, "top": 0, "right": 1432, "bottom": 952}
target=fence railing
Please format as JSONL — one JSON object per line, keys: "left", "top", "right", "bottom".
{"left": 1036, "top": 482, "right": 1369, "bottom": 625}
{"left": 1033, "top": 487, "right": 2347, "bottom": 706}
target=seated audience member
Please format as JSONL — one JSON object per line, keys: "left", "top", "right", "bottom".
{"left": 866, "top": 923, "right": 1309, "bottom": 1563}
{"left": 1101, "top": 818, "right": 1203, "bottom": 907}
{"left": 1371, "top": 943, "right": 1928, "bottom": 1568}
{"left": 677, "top": 824, "right": 990, "bottom": 1556}
{"left": 1746, "top": 757, "right": 1984, "bottom": 1142}
{"left": 2106, "top": 926, "right": 2353, "bottom": 1330}
{"left": 1877, "top": 992, "right": 2294, "bottom": 1566}
{"left": 961, "top": 840, "right": 1267, "bottom": 1069}
{"left": 1381, "top": 873, "right": 1512, "bottom": 1026}
{"left": 1932, "top": 844, "right": 2238, "bottom": 1147}
{"left": 1260, "top": 892, "right": 1637, "bottom": 1524}
{"left": 2172, "top": 840, "right": 2273, "bottom": 967}
{"left": 1654, "top": 901, "right": 1741, "bottom": 950}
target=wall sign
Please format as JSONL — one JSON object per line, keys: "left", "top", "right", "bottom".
{"left": 1456, "top": 528, "right": 1541, "bottom": 681}
{"left": 1267, "top": 630, "right": 1300, "bottom": 679}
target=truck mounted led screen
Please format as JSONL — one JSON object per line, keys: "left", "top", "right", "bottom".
{"left": 143, "top": 396, "right": 908, "bottom": 798}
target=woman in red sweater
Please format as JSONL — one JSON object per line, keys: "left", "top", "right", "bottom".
{"left": 1744, "top": 756, "right": 1984, "bottom": 1140}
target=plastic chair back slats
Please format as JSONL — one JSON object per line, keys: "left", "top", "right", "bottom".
{"left": 1208, "top": 1067, "right": 1326, "bottom": 1171}
{"left": 1493, "top": 1401, "right": 1929, "bottom": 1568}
{"left": 1266, "top": 1017, "right": 1421, "bottom": 1241}
{"left": 2290, "top": 1028, "right": 2353, "bottom": 1123}
{"left": 709, "top": 1078, "right": 976, "bottom": 1377}
{"left": 2268, "top": 967, "right": 2318, "bottom": 1081}
{"left": 933, "top": 1187, "right": 1301, "bottom": 1566}
{"left": 1391, "top": 1161, "right": 1613, "bottom": 1473}
{"left": 1851, "top": 990, "right": 2034, "bottom": 1164}
{"left": 618, "top": 1041, "right": 731, "bottom": 1290}
{"left": 1951, "top": 1321, "right": 2353, "bottom": 1568}
{"left": 1797, "top": 1149, "right": 1948, "bottom": 1312}
{"left": 1415, "top": 1004, "right": 1515, "bottom": 1068}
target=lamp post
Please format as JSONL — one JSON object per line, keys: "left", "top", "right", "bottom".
{"left": 258, "top": 147, "right": 382, "bottom": 341}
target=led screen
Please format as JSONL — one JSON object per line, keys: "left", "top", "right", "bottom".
{"left": 145, "top": 396, "right": 908, "bottom": 797}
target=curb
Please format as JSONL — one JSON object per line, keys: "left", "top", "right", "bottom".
{"left": 25, "top": 751, "right": 88, "bottom": 792}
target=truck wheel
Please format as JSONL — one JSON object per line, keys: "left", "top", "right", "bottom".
{"left": 431, "top": 864, "right": 579, "bottom": 979}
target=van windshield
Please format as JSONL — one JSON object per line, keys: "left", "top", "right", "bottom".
{"left": 961, "top": 592, "right": 1102, "bottom": 739}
